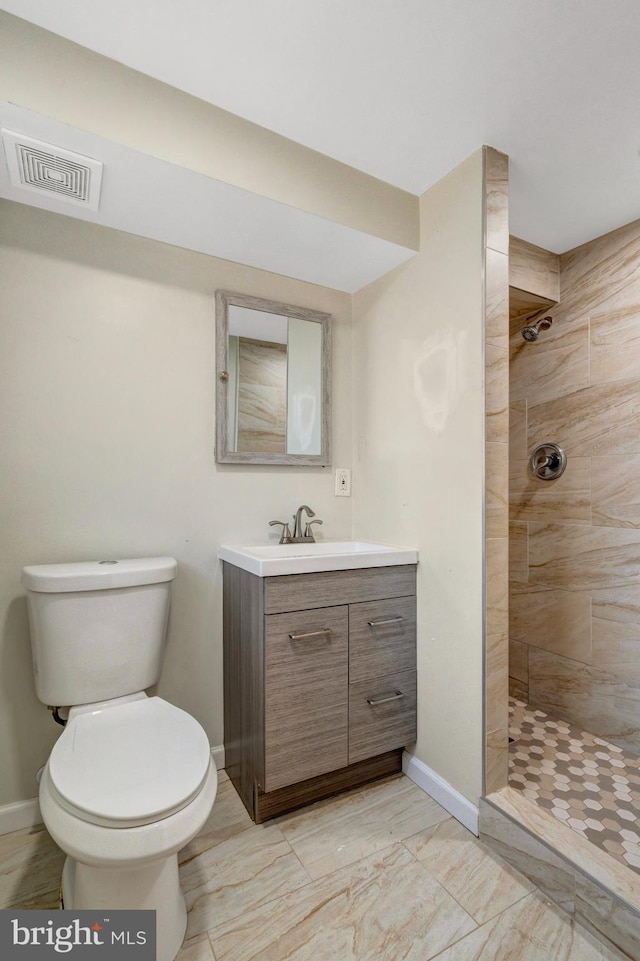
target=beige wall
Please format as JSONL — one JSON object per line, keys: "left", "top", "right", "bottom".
{"left": 509, "top": 216, "right": 640, "bottom": 755}
{"left": 351, "top": 150, "right": 486, "bottom": 803}
{"left": 0, "top": 200, "right": 353, "bottom": 806}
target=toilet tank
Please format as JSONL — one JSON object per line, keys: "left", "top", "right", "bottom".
{"left": 21, "top": 557, "right": 177, "bottom": 707}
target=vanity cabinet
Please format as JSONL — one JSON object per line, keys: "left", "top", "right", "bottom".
{"left": 222, "top": 562, "right": 417, "bottom": 821}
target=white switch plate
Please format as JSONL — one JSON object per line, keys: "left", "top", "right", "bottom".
{"left": 334, "top": 467, "right": 351, "bottom": 496}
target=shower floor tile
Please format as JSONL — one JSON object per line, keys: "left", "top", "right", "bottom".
{"left": 509, "top": 698, "right": 640, "bottom": 874}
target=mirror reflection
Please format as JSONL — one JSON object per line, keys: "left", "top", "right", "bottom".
{"left": 215, "top": 291, "right": 331, "bottom": 466}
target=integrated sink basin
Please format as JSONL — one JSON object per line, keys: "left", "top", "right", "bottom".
{"left": 218, "top": 541, "right": 418, "bottom": 577}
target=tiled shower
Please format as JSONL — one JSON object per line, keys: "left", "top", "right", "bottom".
{"left": 507, "top": 216, "right": 640, "bottom": 876}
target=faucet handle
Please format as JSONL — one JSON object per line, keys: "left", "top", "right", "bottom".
{"left": 304, "top": 519, "right": 323, "bottom": 541}
{"left": 269, "top": 520, "right": 292, "bottom": 544}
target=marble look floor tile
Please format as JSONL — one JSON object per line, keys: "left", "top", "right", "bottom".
{"left": 479, "top": 798, "right": 576, "bottom": 913}
{"left": 181, "top": 776, "right": 254, "bottom": 858}
{"left": 176, "top": 933, "right": 216, "bottom": 961}
{"left": 431, "top": 891, "right": 624, "bottom": 961}
{"left": 207, "top": 843, "right": 476, "bottom": 961}
{"left": 275, "top": 775, "right": 450, "bottom": 880}
{"left": 0, "top": 823, "right": 64, "bottom": 910}
{"left": 180, "top": 820, "right": 311, "bottom": 939}
{"left": 403, "top": 817, "right": 534, "bottom": 924}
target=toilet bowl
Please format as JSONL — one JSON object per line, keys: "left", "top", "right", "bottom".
{"left": 21, "top": 557, "right": 218, "bottom": 961}
{"left": 38, "top": 693, "right": 218, "bottom": 961}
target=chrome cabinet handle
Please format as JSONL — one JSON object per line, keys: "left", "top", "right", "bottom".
{"left": 367, "top": 615, "right": 404, "bottom": 627}
{"left": 288, "top": 628, "right": 332, "bottom": 642}
{"left": 367, "top": 690, "right": 405, "bottom": 706}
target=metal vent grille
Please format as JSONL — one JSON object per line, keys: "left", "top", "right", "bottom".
{"left": 2, "top": 130, "right": 103, "bottom": 210}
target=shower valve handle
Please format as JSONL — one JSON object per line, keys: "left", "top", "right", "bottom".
{"left": 529, "top": 443, "right": 567, "bottom": 481}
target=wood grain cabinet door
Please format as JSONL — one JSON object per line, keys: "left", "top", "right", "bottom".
{"left": 264, "top": 605, "right": 349, "bottom": 791}
{"left": 349, "top": 596, "right": 416, "bottom": 682}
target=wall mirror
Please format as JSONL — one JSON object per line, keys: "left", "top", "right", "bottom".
{"left": 215, "top": 290, "right": 331, "bottom": 465}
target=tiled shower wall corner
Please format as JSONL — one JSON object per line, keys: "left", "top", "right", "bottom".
{"left": 484, "top": 146, "right": 510, "bottom": 794}
{"left": 509, "top": 216, "right": 640, "bottom": 757}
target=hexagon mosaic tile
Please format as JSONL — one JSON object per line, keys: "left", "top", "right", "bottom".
{"left": 509, "top": 698, "right": 640, "bottom": 874}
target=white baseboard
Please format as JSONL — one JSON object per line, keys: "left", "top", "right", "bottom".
{"left": 0, "top": 797, "right": 42, "bottom": 836}
{"left": 0, "top": 744, "right": 226, "bottom": 837}
{"left": 403, "top": 751, "right": 479, "bottom": 835}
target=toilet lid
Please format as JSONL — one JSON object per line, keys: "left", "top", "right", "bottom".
{"left": 48, "top": 697, "right": 211, "bottom": 826}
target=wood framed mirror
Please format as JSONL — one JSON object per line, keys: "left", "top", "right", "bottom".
{"left": 215, "top": 290, "right": 331, "bottom": 466}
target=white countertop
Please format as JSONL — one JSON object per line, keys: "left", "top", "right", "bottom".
{"left": 218, "top": 540, "right": 419, "bottom": 577}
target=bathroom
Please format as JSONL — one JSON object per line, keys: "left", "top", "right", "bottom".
{"left": 2, "top": 4, "right": 640, "bottom": 961}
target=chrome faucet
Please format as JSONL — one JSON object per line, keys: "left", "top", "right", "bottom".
{"left": 268, "top": 505, "right": 323, "bottom": 544}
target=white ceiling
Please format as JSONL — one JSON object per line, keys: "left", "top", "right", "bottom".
{"left": 3, "top": 0, "right": 640, "bottom": 258}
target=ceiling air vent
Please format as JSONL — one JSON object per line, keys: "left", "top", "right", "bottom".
{"left": 1, "top": 129, "right": 103, "bottom": 210}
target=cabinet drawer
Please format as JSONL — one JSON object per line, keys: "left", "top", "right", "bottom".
{"left": 348, "top": 670, "right": 416, "bottom": 765}
{"left": 349, "top": 596, "right": 416, "bottom": 682}
{"left": 264, "top": 606, "right": 349, "bottom": 791}
{"left": 264, "top": 565, "right": 416, "bottom": 614}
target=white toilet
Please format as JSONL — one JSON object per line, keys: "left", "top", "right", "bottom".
{"left": 21, "top": 557, "right": 218, "bottom": 961}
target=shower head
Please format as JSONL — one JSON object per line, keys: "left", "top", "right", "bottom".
{"left": 521, "top": 316, "right": 553, "bottom": 342}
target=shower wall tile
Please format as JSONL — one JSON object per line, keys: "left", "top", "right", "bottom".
{"left": 484, "top": 149, "right": 509, "bottom": 255}
{"left": 509, "top": 638, "right": 529, "bottom": 685}
{"left": 486, "top": 537, "right": 508, "bottom": 638}
{"left": 486, "top": 442, "right": 508, "bottom": 538}
{"left": 559, "top": 217, "right": 640, "bottom": 318}
{"left": 591, "top": 585, "right": 640, "bottom": 631}
{"left": 510, "top": 589, "right": 592, "bottom": 665}
{"left": 528, "top": 523, "right": 640, "bottom": 591}
{"left": 509, "top": 402, "right": 527, "bottom": 460}
{"left": 486, "top": 632, "right": 508, "bottom": 737}
{"left": 509, "top": 319, "right": 589, "bottom": 405}
{"left": 486, "top": 346, "right": 509, "bottom": 444}
{"left": 509, "top": 237, "right": 559, "bottom": 303}
{"left": 592, "top": 454, "right": 640, "bottom": 528}
{"left": 509, "top": 677, "right": 529, "bottom": 699}
{"left": 484, "top": 148, "right": 510, "bottom": 795}
{"left": 528, "top": 376, "right": 640, "bottom": 457}
{"left": 591, "top": 305, "right": 640, "bottom": 387}
{"left": 510, "top": 215, "right": 640, "bottom": 750}
{"left": 509, "top": 522, "right": 528, "bottom": 583}
{"left": 510, "top": 455, "right": 591, "bottom": 526}
{"left": 591, "top": 612, "right": 640, "bottom": 687}
{"left": 528, "top": 647, "right": 640, "bottom": 756}
{"left": 485, "top": 726, "right": 509, "bottom": 796}
{"left": 485, "top": 248, "right": 509, "bottom": 349}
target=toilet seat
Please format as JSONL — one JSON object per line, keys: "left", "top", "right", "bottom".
{"left": 48, "top": 696, "right": 211, "bottom": 828}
